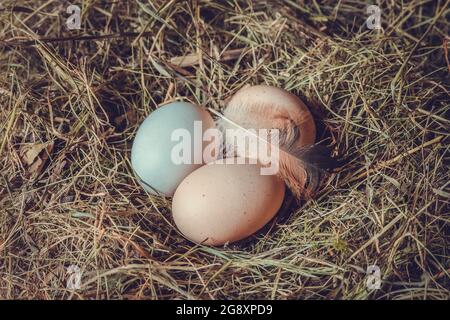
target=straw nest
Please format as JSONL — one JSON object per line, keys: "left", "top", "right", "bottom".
{"left": 0, "top": 0, "right": 448, "bottom": 299}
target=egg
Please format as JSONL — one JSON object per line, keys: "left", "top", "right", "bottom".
{"left": 220, "top": 85, "right": 317, "bottom": 199}
{"left": 172, "top": 158, "right": 285, "bottom": 245}
{"left": 131, "top": 101, "right": 215, "bottom": 197}
{"left": 223, "top": 85, "right": 316, "bottom": 148}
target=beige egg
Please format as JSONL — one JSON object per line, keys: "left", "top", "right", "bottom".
{"left": 223, "top": 85, "right": 316, "bottom": 148}
{"left": 172, "top": 158, "right": 285, "bottom": 245}
{"left": 220, "top": 85, "right": 317, "bottom": 199}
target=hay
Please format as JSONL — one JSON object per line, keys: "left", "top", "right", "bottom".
{"left": 0, "top": 0, "right": 448, "bottom": 299}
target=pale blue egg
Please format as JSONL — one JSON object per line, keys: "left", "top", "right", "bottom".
{"left": 131, "top": 102, "right": 215, "bottom": 196}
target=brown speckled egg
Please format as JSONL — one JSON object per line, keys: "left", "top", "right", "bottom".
{"left": 172, "top": 158, "right": 285, "bottom": 245}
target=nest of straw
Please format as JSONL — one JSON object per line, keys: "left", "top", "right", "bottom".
{"left": 0, "top": 0, "right": 448, "bottom": 299}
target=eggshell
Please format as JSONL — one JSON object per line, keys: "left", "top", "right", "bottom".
{"left": 224, "top": 85, "right": 316, "bottom": 147}
{"left": 172, "top": 158, "right": 285, "bottom": 245}
{"left": 220, "top": 85, "right": 317, "bottom": 199}
{"left": 131, "top": 102, "right": 215, "bottom": 197}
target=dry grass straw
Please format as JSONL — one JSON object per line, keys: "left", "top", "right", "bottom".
{"left": 0, "top": 0, "right": 449, "bottom": 299}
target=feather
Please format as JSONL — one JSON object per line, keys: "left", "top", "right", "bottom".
{"left": 208, "top": 85, "right": 340, "bottom": 199}
{"left": 210, "top": 107, "right": 336, "bottom": 199}
{"left": 280, "top": 144, "right": 340, "bottom": 199}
